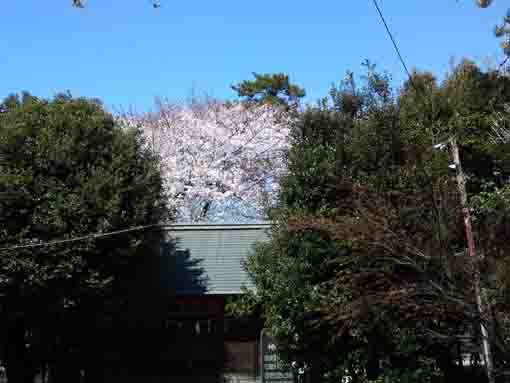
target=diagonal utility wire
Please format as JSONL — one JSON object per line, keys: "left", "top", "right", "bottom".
{"left": 0, "top": 224, "right": 162, "bottom": 252}
{"left": 371, "top": 0, "right": 413, "bottom": 81}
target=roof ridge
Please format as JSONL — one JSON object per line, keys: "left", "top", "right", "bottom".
{"left": 164, "top": 222, "right": 272, "bottom": 230}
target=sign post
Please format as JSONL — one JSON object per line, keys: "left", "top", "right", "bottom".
{"left": 260, "top": 329, "right": 294, "bottom": 383}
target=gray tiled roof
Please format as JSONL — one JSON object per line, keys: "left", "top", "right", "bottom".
{"left": 163, "top": 223, "right": 271, "bottom": 295}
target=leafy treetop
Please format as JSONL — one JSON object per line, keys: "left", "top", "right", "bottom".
{"left": 232, "top": 73, "right": 305, "bottom": 107}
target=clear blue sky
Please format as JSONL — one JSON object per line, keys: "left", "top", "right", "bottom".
{"left": 1, "top": 1, "right": 508, "bottom": 112}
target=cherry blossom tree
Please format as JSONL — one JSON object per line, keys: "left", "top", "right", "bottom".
{"left": 121, "top": 99, "right": 294, "bottom": 222}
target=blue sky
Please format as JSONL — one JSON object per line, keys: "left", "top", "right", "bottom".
{"left": 1, "top": 1, "right": 508, "bottom": 112}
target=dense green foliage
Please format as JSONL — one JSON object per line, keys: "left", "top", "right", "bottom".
{"left": 3, "top": 50, "right": 510, "bottom": 383}
{"left": 242, "top": 61, "right": 510, "bottom": 382}
{"left": 0, "top": 93, "right": 169, "bottom": 382}
{"left": 232, "top": 73, "right": 305, "bottom": 107}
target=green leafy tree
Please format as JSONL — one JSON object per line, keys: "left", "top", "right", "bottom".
{"left": 232, "top": 73, "right": 305, "bottom": 107}
{"left": 0, "top": 93, "right": 169, "bottom": 382}
{"left": 242, "top": 65, "right": 408, "bottom": 382}
{"left": 244, "top": 61, "right": 510, "bottom": 383}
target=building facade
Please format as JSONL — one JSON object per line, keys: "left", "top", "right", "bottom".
{"left": 163, "top": 223, "right": 270, "bottom": 383}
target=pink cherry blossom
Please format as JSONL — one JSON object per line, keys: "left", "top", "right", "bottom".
{"left": 120, "top": 99, "right": 294, "bottom": 222}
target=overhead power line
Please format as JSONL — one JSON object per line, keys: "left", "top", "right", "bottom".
{"left": 499, "top": 55, "right": 510, "bottom": 70}
{"left": 371, "top": 0, "right": 413, "bottom": 82}
{"left": 0, "top": 224, "right": 162, "bottom": 253}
